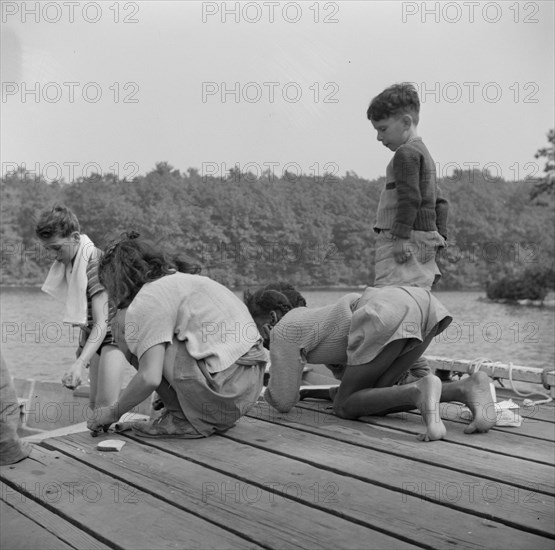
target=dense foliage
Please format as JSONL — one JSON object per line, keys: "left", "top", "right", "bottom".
{"left": 486, "top": 265, "right": 554, "bottom": 302}
{"left": 1, "top": 163, "right": 553, "bottom": 293}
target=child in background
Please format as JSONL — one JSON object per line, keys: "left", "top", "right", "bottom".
{"left": 35, "top": 206, "right": 128, "bottom": 411}
{"left": 87, "top": 232, "right": 267, "bottom": 438}
{"left": 367, "top": 82, "right": 448, "bottom": 290}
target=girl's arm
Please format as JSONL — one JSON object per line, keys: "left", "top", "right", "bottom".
{"left": 87, "top": 343, "right": 164, "bottom": 431}
{"left": 265, "top": 336, "right": 305, "bottom": 413}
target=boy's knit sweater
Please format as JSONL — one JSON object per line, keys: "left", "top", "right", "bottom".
{"left": 374, "top": 137, "right": 448, "bottom": 239}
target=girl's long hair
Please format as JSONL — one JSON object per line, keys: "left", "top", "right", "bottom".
{"left": 99, "top": 232, "right": 201, "bottom": 309}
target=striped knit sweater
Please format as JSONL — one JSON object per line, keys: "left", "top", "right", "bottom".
{"left": 265, "top": 293, "right": 361, "bottom": 413}
{"left": 374, "top": 137, "right": 448, "bottom": 239}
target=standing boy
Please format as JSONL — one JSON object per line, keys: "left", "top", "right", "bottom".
{"left": 367, "top": 82, "right": 448, "bottom": 290}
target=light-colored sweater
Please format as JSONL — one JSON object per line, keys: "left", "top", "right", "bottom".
{"left": 125, "top": 272, "right": 260, "bottom": 373}
{"left": 265, "top": 293, "right": 361, "bottom": 413}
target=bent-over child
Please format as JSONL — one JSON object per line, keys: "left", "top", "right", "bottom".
{"left": 87, "top": 232, "right": 267, "bottom": 438}
{"left": 246, "top": 283, "right": 497, "bottom": 441}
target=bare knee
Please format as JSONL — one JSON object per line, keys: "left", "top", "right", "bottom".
{"left": 333, "top": 399, "right": 356, "bottom": 419}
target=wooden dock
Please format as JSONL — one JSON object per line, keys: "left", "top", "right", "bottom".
{"left": 1, "top": 387, "right": 554, "bottom": 549}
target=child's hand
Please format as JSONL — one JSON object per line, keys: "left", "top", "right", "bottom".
{"left": 87, "top": 405, "right": 119, "bottom": 435}
{"left": 393, "top": 238, "right": 412, "bottom": 263}
{"left": 61, "top": 360, "right": 85, "bottom": 390}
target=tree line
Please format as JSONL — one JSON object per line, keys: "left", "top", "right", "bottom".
{"left": 1, "top": 162, "right": 553, "bottom": 293}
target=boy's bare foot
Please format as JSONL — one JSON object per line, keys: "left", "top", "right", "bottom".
{"left": 458, "top": 372, "right": 497, "bottom": 433}
{"left": 414, "top": 375, "right": 446, "bottom": 442}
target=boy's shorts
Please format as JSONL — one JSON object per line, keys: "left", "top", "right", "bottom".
{"left": 374, "top": 229, "right": 445, "bottom": 290}
{"left": 77, "top": 325, "right": 115, "bottom": 360}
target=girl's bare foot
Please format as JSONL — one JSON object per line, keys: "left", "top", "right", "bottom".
{"left": 414, "top": 375, "right": 446, "bottom": 441}
{"left": 459, "top": 372, "right": 497, "bottom": 433}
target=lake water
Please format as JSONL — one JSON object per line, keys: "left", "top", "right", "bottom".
{"left": 1, "top": 286, "right": 553, "bottom": 382}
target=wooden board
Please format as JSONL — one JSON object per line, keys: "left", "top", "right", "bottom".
{"left": 1, "top": 480, "right": 109, "bottom": 549}
{"left": 118, "top": 428, "right": 554, "bottom": 548}
{"left": 2, "top": 389, "right": 554, "bottom": 550}
{"left": 0, "top": 447, "right": 262, "bottom": 549}
{"left": 0, "top": 499, "right": 74, "bottom": 550}
{"left": 294, "top": 401, "right": 555, "bottom": 465}
{"left": 42, "top": 433, "right": 413, "bottom": 550}
{"left": 249, "top": 402, "right": 555, "bottom": 495}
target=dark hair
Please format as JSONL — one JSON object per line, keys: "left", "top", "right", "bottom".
{"left": 367, "top": 82, "right": 420, "bottom": 125}
{"left": 98, "top": 231, "right": 201, "bottom": 309}
{"left": 244, "top": 282, "right": 307, "bottom": 319}
{"left": 35, "top": 205, "right": 80, "bottom": 239}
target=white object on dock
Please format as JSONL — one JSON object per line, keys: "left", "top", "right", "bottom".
{"left": 96, "top": 439, "right": 126, "bottom": 452}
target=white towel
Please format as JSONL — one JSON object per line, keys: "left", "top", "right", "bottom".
{"left": 41, "top": 234, "right": 98, "bottom": 327}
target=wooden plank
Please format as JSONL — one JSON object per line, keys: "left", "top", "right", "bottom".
{"left": 295, "top": 401, "right": 555, "bottom": 465}
{"left": 0, "top": 499, "right": 74, "bottom": 550}
{"left": 223, "top": 418, "right": 555, "bottom": 538}
{"left": 0, "top": 446, "right": 262, "bottom": 550}
{"left": 247, "top": 402, "right": 554, "bottom": 495}
{"left": 122, "top": 427, "right": 555, "bottom": 549}
{"left": 429, "top": 356, "right": 555, "bottom": 393}
{"left": 42, "top": 432, "right": 416, "bottom": 550}
{"left": 1, "top": 480, "right": 110, "bottom": 550}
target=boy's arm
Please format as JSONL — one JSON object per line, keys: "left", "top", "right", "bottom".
{"left": 435, "top": 186, "right": 449, "bottom": 240}
{"left": 62, "top": 290, "right": 109, "bottom": 389}
{"left": 391, "top": 147, "right": 421, "bottom": 239}
{"left": 76, "top": 290, "right": 109, "bottom": 365}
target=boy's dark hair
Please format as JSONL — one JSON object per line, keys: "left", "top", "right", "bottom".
{"left": 98, "top": 231, "right": 201, "bottom": 309}
{"left": 367, "top": 82, "right": 420, "bottom": 125}
{"left": 35, "top": 205, "right": 80, "bottom": 239}
{"left": 244, "top": 282, "right": 307, "bottom": 319}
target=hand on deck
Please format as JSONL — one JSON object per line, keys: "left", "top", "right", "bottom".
{"left": 87, "top": 404, "right": 120, "bottom": 435}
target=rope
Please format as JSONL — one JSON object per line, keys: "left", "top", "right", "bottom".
{"left": 469, "top": 357, "right": 553, "bottom": 407}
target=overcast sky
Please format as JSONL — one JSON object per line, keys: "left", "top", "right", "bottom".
{"left": 2, "top": 1, "right": 554, "bottom": 183}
